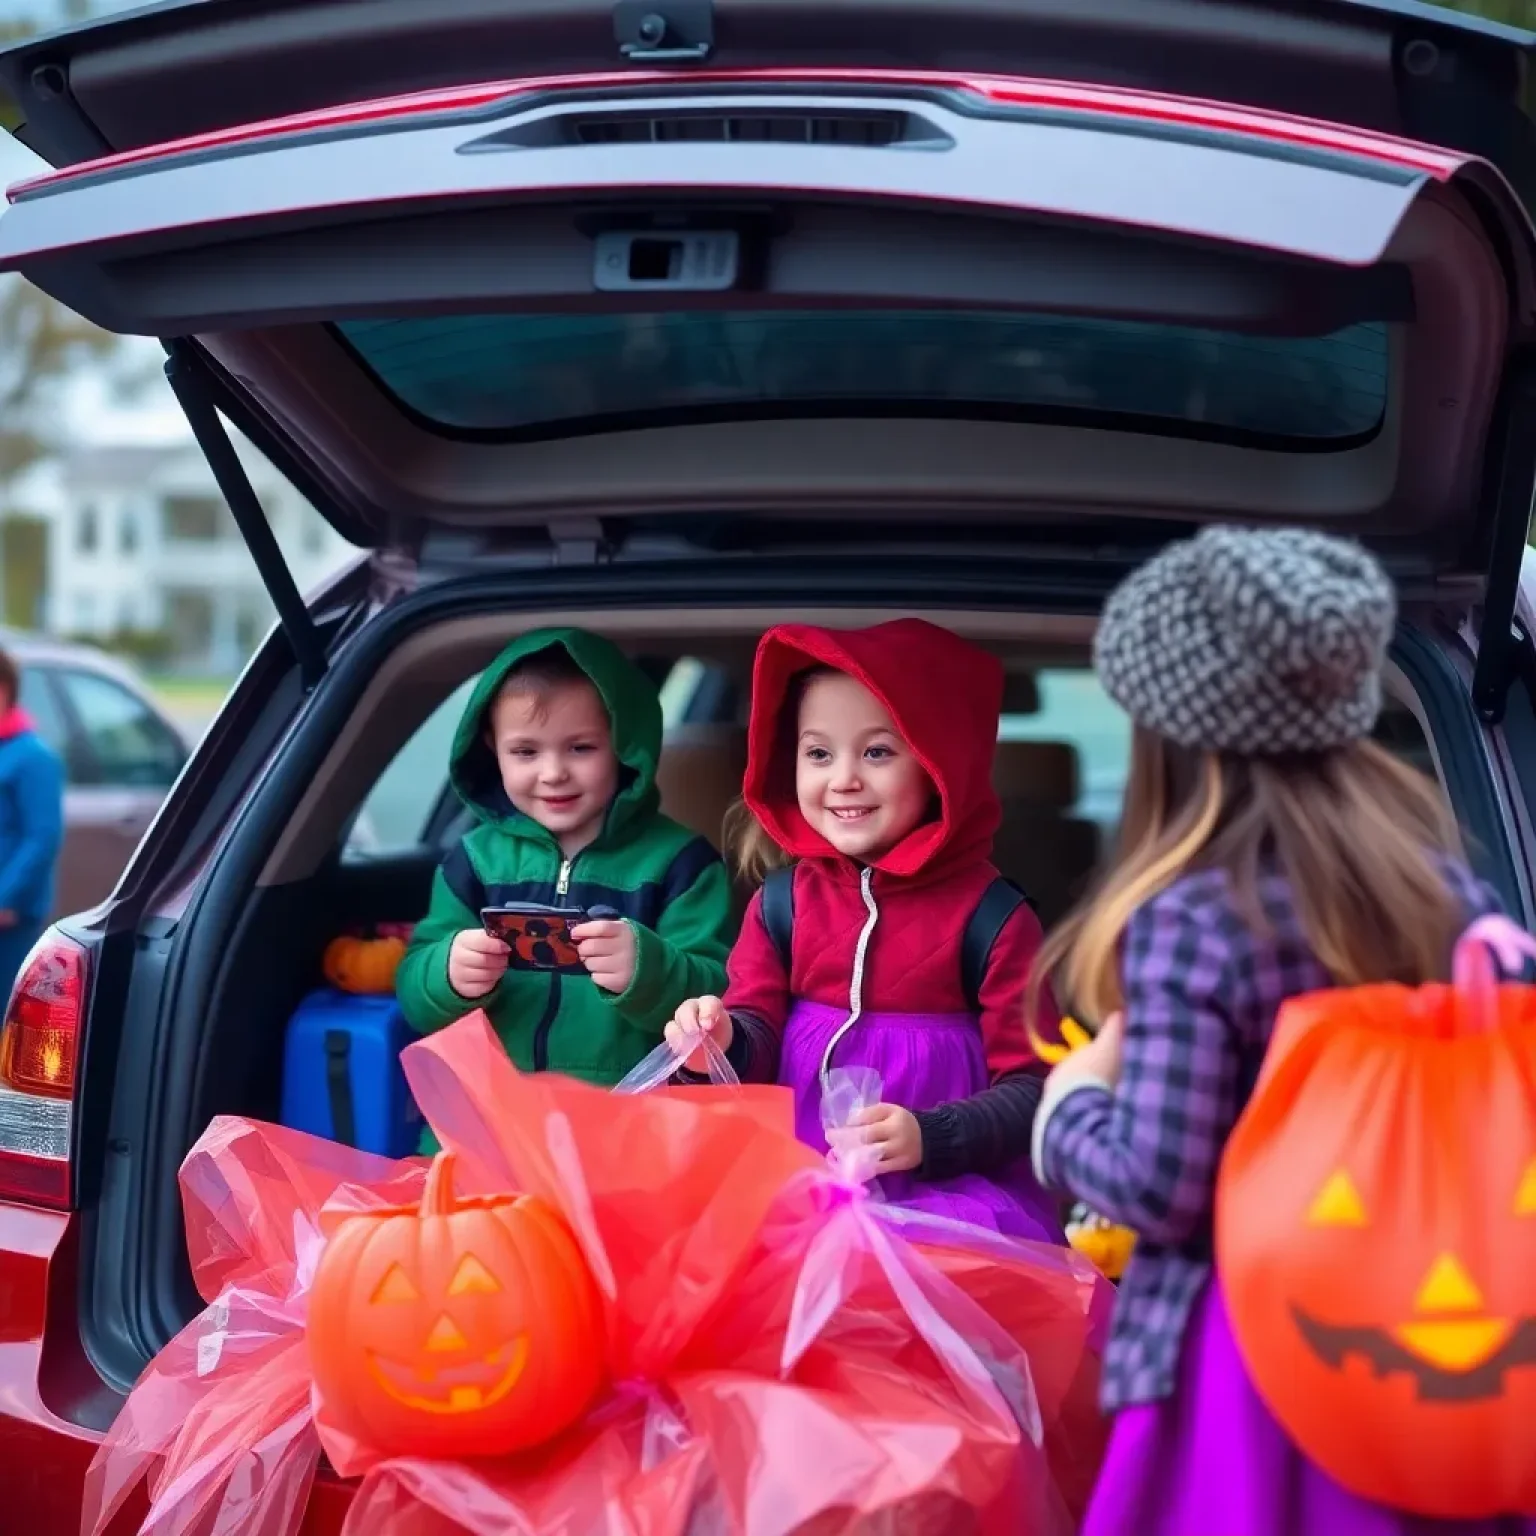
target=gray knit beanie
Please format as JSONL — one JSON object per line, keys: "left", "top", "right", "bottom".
{"left": 1094, "top": 526, "right": 1396, "bottom": 756}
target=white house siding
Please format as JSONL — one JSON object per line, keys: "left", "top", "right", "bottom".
{"left": 49, "top": 439, "right": 356, "bottom": 676}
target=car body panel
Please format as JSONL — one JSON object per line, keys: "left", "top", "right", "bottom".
{"left": 0, "top": 1207, "right": 105, "bottom": 1529}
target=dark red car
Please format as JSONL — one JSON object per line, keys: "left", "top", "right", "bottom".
{"left": 2, "top": 0, "right": 1536, "bottom": 1529}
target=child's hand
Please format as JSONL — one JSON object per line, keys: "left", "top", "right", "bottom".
{"left": 846, "top": 1103, "right": 924, "bottom": 1173}
{"left": 572, "top": 918, "right": 637, "bottom": 994}
{"left": 1046, "top": 1011, "right": 1125, "bottom": 1093}
{"left": 663, "top": 995, "right": 734, "bottom": 1071}
{"left": 448, "top": 928, "right": 509, "bottom": 998}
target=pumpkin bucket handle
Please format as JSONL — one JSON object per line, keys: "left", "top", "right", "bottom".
{"left": 1451, "top": 915, "right": 1536, "bottom": 1034}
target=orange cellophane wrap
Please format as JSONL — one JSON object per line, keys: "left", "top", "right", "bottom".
{"left": 79, "top": 1115, "right": 427, "bottom": 1536}
{"left": 84, "top": 1012, "right": 1110, "bottom": 1536}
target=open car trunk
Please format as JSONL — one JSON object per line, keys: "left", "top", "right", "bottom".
{"left": 6, "top": 3, "right": 1536, "bottom": 1410}
{"left": 78, "top": 579, "right": 1526, "bottom": 1404}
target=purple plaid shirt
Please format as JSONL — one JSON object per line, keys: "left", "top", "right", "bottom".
{"left": 1037, "top": 860, "right": 1501, "bottom": 1412}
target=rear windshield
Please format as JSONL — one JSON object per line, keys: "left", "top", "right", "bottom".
{"left": 335, "top": 311, "right": 1388, "bottom": 445}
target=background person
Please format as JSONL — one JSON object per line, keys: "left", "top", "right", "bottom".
{"left": 0, "top": 646, "right": 64, "bottom": 999}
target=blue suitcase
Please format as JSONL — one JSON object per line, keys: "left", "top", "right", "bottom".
{"left": 280, "top": 989, "right": 423, "bottom": 1156}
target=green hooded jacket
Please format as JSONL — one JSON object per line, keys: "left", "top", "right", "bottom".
{"left": 396, "top": 628, "right": 733, "bottom": 1104}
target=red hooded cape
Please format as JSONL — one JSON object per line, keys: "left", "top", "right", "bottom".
{"left": 724, "top": 620, "right": 1056, "bottom": 1077}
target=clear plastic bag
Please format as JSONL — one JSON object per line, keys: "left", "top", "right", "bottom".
{"left": 797, "top": 1065, "right": 1111, "bottom": 1525}
{"left": 612, "top": 1022, "right": 739, "bottom": 1094}
{"left": 819, "top": 1065, "right": 886, "bottom": 1187}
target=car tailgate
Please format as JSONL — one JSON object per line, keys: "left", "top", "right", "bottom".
{"left": 0, "top": 75, "right": 1528, "bottom": 570}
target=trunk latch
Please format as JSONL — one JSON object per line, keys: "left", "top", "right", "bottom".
{"left": 615, "top": 0, "right": 713, "bottom": 63}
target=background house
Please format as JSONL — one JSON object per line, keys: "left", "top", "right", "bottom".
{"left": 47, "top": 440, "right": 357, "bottom": 677}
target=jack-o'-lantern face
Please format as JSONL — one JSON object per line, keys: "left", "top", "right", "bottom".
{"left": 1290, "top": 1161, "right": 1536, "bottom": 1399}
{"left": 1217, "top": 980, "right": 1536, "bottom": 1521}
{"left": 362, "top": 1252, "right": 532, "bottom": 1415}
{"left": 307, "top": 1153, "right": 605, "bottom": 1460}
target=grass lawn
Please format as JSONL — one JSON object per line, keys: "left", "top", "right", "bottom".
{"left": 145, "top": 676, "right": 235, "bottom": 730}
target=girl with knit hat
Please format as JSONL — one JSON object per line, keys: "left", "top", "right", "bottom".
{"left": 1032, "top": 526, "right": 1533, "bottom": 1534}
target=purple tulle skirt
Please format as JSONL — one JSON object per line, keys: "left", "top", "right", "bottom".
{"left": 1085, "top": 1282, "right": 1536, "bottom": 1535}
{"left": 778, "top": 999, "right": 1064, "bottom": 1244}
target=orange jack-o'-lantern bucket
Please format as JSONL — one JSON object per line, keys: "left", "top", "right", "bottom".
{"left": 1217, "top": 916, "right": 1536, "bottom": 1520}
{"left": 307, "top": 1152, "right": 605, "bottom": 1460}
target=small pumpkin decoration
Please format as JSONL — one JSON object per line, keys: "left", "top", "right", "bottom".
{"left": 1065, "top": 1205, "right": 1136, "bottom": 1282}
{"left": 1217, "top": 919, "right": 1536, "bottom": 1520}
{"left": 308, "top": 1151, "right": 605, "bottom": 1459}
{"left": 324, "top": 932, "right": 408, "bottom": 995}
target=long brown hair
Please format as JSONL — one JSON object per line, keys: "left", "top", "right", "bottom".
{"left": 1027, "top": 727, "right": 1468, "bottom": 1027}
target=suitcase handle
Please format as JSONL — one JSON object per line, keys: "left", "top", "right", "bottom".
{"left": 324, "top": 1029, "right": 358, "bottom": 1147}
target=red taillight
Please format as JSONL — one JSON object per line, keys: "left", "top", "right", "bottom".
{"left": 0, "top": 931, "right": 88, "bottom": 1209}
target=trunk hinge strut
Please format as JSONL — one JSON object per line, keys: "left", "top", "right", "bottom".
{"left": 1471, "top": 352, "right": 1536, "bottom": 726}
{"left": 163, "top": 340, "right": 329, "bottom": 692}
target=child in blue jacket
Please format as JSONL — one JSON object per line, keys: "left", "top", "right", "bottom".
{"left": 0, "top": 649, "right": 63, "bottom": 995}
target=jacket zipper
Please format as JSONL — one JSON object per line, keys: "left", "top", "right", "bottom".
{"left": 534, "top": 852, "right": 577, "bottom": 1071}
{"left": 819, "top": 866, "right": 880, "bottom": 1085}
{"left": 531, "top": 974, "right": 562, "bottom": 1072}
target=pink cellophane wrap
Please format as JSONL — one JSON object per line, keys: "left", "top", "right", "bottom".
{"left": 83, "top": 1013, "right": 1110, "bottom": 1536}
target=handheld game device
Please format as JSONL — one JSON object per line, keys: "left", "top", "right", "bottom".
{"left": 480, "top": 902, "right": 621, "bottom": 971}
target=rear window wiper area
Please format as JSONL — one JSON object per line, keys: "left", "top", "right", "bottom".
{"left": 334, "top": 306, "right": 1395, "bottom": 449}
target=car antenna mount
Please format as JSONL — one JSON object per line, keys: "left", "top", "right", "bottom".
{"left": 614, "top": 0, "right": 713, "bottom": 63}
{"left": 162, "top": 340, "right": 329, "bottom": 693}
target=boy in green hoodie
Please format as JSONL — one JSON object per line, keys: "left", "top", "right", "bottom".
{"left": 396, "top": 628, "right": 734, "bottom": 1111}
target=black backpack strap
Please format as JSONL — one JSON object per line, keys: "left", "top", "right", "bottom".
{"left": 759, "top": 865, "right": 795, "bottom": 975}
{"left": 960, "top": 877, "right": 1032, "bottom": 1013}
{"left": 324, "top": 1029, "right": 358, "bottom": 1147}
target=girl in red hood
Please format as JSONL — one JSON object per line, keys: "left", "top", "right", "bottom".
{"left": 667, "top": 619, "right": 1066, "bottom": 1242}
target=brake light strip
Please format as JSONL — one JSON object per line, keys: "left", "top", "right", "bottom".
{"left": 8, "top": 67, "right": 1463, "bottom": 202}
